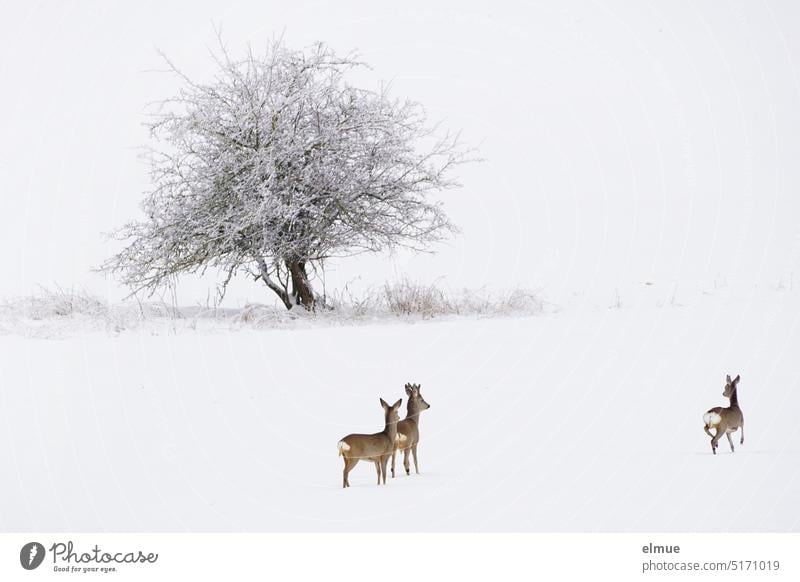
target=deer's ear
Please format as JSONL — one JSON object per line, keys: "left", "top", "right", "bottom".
{"left": 380, "top": 398, "right": 389, "bottom": 410}
{"left": 726, "top": 374, "right": 732, "bottom": 383}
{"left": 393, "top": 398, "right": 402, "bottom": 409}
{"left": 734, "top": 374, "right": 740, "bottom": 383}
{"left": 405, "top": 384, "right": 413, "bottom": 395}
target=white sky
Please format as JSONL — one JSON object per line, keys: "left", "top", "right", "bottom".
{"left": 1, "top": 0, "right": 799, "bottom": 306}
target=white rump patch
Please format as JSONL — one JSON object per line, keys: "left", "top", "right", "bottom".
{"left": 703, "top": 412, "right": 721, "bottom": 426}
{"left": 396, "top": 433, "right": 408, "bottom": 445}
{"left": 337, "top": 441, "right": 350, "bottom": 452}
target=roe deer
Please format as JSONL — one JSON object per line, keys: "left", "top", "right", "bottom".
{"left": 337, "top": 398, "right": 402, "bottom": 488}
{"left": 391, "top": 383, "right": 431, "bottom": 478}
{"left": 703, "top": 374, "right": 744, "bottom": 454}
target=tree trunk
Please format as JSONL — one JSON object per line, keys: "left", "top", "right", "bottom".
{"left": 288, "top": 260, "right": 316, "bottom": 311}
{"left": 256, "top": 256, "right": 293, "bottom": 310}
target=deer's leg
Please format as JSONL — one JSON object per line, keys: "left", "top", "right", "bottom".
{"left": 391, "top": 448, "right": 396, "bottom": 478}
{"left": 711, "top": 428, "right": 722, "bottom": 455}
{"left": 412, "top": 444, "right": 419, "bottom": 474}
{"left": 740, "top": 421, "right": 744, "bottom": 445}
{"left": 380, "top": 455, "right": 390, "bottom": 485}
{"left": 343, "top": 457, "right": 358, "bottom": 488}
{"left": 703, "top": 424, "right": 714, "bottom": 438}
{"left": 348, "top": 458, "right": 360, "bottom": 488}
{"left": 402, "top": 447, "right": 411, "bottom": 475}
{"left": 374, "top": 460, "right": 382, "bottom": 485}
{"left": 726, "top": 431, "right": 735, "bottom": 453}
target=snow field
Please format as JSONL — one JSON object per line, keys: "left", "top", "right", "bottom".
{"left": 0, "top": 287, "right": 798, "bottom": 531}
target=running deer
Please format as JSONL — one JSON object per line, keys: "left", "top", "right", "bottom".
{"left": 703, "top": 374, "right": 745, "bottom": 455}
{"left": 337, "top": 398, "right": 402, "bottom": 488}
{"left": 391, "top": 383, "right": 431, "bottom": 478}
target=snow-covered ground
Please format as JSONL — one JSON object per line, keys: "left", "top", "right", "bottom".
{"left": 1, "top": 284, "right": 798, "bottom": 531}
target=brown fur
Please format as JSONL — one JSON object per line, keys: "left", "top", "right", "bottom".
{"left": 703, "top": 374, "right": 744, "bottom": 454}
{"left": 338, "top": 398, "right": 402, "bottom": 488}
{"left": 391, "top": 383, "right": 431, "bottom": 477}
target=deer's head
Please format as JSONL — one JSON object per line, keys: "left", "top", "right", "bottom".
{"left": 724, "top": 374, "right": 740, "bottom": 397}
{"left": 380, "top": 397, "right": 403, "bottom": 424}
{"left": 404, "top": 382, "right": 431, "bottom": 411}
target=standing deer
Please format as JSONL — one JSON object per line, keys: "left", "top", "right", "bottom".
{"left": 703, "top": 374, "right": 745, "bottom": 454}
{"left": 391, "top": 383, "right": 431, "bottom": 478}
{"left": 337, "top": 398, "right": 402, "bottom": 488}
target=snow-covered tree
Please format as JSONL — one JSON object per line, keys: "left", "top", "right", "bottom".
{"left": 104, "top": 40, "right": 473, "bottom": 310}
